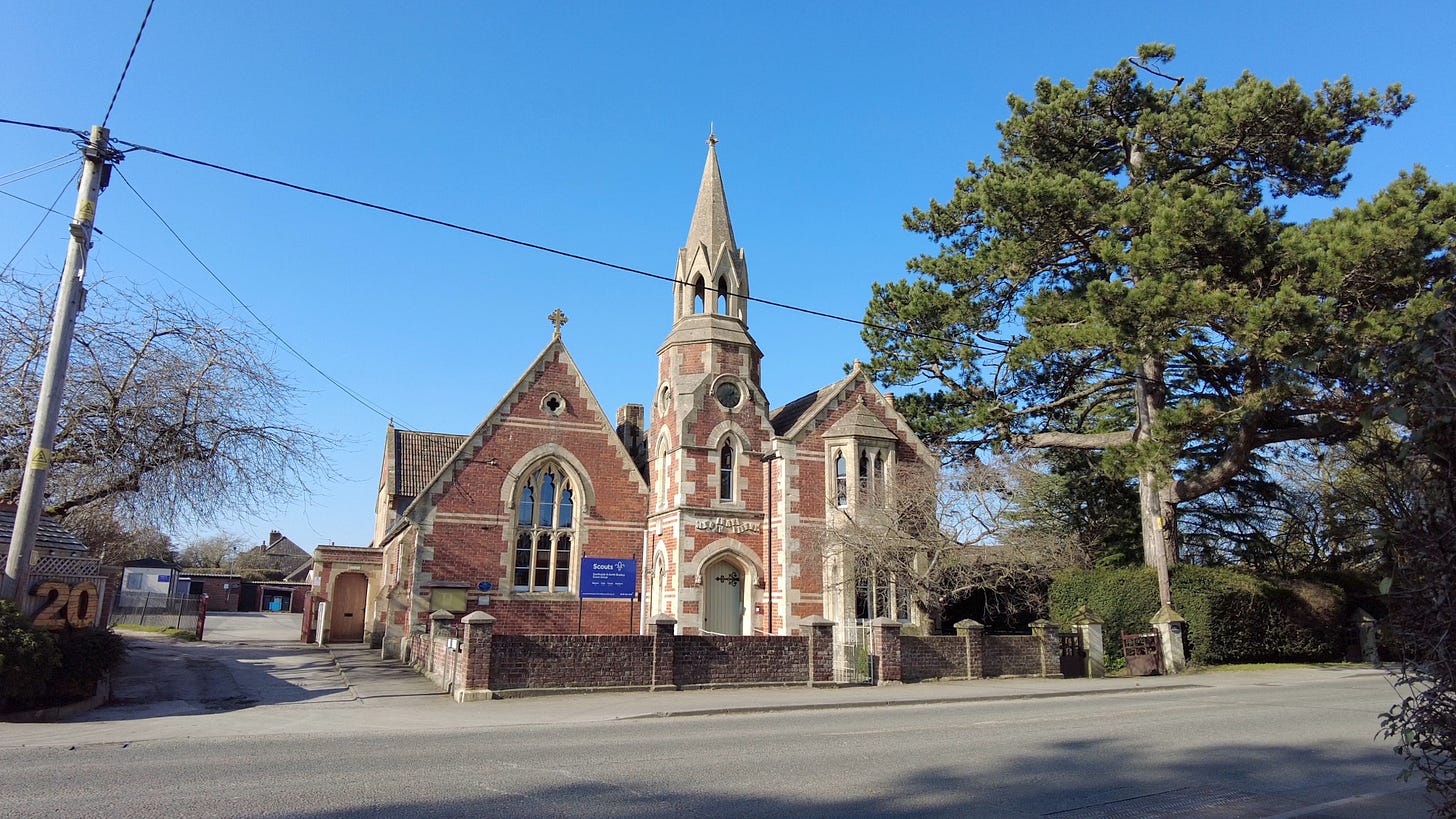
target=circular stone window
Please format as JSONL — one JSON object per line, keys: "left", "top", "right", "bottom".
{"left": 542, "top": 392, "right": 567, "bottom": 416}
{"left": 714, "top": 380, "right": 742, "bottom": 409}
{"left": 658, "top": 383, "right": 672, "bottom": 412}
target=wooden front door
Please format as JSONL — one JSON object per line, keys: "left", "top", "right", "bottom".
{"left": 329, "top": 572, "right": 368, "bottom": 642}
{"left": 703, "top": 557, "right": 745, "bottom": 635}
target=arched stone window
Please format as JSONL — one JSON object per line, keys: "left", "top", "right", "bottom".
{"left": 656, "top": 442, "right": 670, "bottom": 509}
{"left": 719, "top": 443, "right": 735, "bottom": 501}
{"left": 512, "top": 463, "right": 577, "bottom": 593}
{"left": 858, "top": 451, "right": 871, "bottom": 491}
{"left": 834, "top": 451, "right": 848, "bottom": 508}
{"left": 716, "top": 275, "right": 728, "bottom": 314}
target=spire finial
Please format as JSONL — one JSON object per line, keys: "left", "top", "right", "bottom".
{"left": 548, "top": 308, "right": 568, "bottom": 337}
{"left": 707, "top": 123, "right": 718, "bottom": 147}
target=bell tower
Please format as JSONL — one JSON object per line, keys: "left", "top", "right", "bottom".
{"left": 648, "top": 133, "right": 774, "bottom": 635}
{"left": 661, "top": 132, "right": 763, "bottom": 378}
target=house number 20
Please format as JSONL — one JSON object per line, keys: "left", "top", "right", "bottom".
{"left": 31, "top": 581, "right": 100, "bottom": 629}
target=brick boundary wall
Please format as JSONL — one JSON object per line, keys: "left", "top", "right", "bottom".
{"left": 491, "top": 635, "right": 658, "bottom": 691}
{"left": 411, "top": 612, "right": 842, "bottom": 701}
{"left": 984, "top": 621, "right": 1061, "bottom": 678}
{"left": 409, "top": 612, "right": 1064, "bottom": 701}
{"left": 674, "top": 636, "right": 811, "bottom": 687}
{"left": 900, "top": 635, "right": 974, "bottom": 682}
{"left": 984, "top": 635, "right": 1044, "bottom": 677}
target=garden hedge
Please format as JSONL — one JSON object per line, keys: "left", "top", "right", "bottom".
{"left": 1049, "top": 565, "right": 1347, "bottom": 668}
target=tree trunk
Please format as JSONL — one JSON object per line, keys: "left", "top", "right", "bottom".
{"left": 1134, "top": 355, "right": 1176, "bottom": 606}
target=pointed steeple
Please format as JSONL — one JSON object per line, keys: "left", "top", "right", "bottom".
{"left": 685, "top": 131, "right": 737, "bottom": 257}
{"left": 671, "top": 132, "right": 751, "bottom": 326}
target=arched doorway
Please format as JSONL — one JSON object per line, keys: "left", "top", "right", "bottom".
{"left": 702, "top": 556, "right": 746, "bottom": 635}
{"left": 329, "top": 572, "right": 369, "bottom": 643}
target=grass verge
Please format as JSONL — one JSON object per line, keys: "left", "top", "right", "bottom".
{"left": 113, "top": 624, "right": 199, "bottom": 641}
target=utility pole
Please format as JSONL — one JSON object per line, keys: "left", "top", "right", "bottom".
{"left": 3, "top": 125, "right": 114, "bottom": 605}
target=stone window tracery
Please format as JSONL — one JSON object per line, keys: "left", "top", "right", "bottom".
{"left": 512, "top": 463, "right": 577, "bottom": 593}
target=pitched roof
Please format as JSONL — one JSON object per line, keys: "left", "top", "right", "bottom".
{"left": 260, "top": 531, "right": 309, "bottom": 559}
{"left": 768, "top": 365, "right": 938, "bottom": 466}
{"left": 393, "top": 429, "right": 469, "bottom": 496}
{"left": 769, "top": 374, "right": 854, "bottom": 436}
{"left": 281, "top": 560, "right": 312, "bottom": 582}
{"left": 823, "top": 397, "right": 897, "bottom": 440}
{"left": 0, "top": 504, "right": 87, "bottom": 555}
{"left": 387, "top": 332, "right": 650, "bottom": 541}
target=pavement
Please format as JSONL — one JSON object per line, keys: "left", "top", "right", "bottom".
{"left": 0, "top": 613, "right": 1436, "bottom": 815}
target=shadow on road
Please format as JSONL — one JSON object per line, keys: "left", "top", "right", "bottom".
{"left": 276, "top": 731, "right": 1431, "bottom": 818}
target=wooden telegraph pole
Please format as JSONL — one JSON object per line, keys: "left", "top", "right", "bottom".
{"left": 3, "top": 125, "right": 114, "bottom": 604}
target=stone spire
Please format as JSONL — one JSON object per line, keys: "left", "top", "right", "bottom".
{"left": 685, "top": 131, "right": 737, "bottom": 258}
{"left": 671, "top": 132, "right": 750, "bottom": 326}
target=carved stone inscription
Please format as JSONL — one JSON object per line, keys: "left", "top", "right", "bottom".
{"left": 693, "top": 516, "right": 761, "bottom": 535}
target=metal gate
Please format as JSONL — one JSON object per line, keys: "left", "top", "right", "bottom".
{"left": 1059, "top": 632, "right": 1087, "bottom": 678}
{"left": 836, "top": 623, "right": 871, "bottom": 684}
{"left": 1122, "top": 632, "right": 1161, "bottom": 676}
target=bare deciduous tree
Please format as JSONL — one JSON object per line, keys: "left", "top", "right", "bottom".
{"left": 815, "top": 453, "right": 1090, "bottom": 633}
{"left": 177, "top": 533, "right": 247, "bottom": 569}
{"left": 61, "top": 506, "right": 176, "bottom": 566}
{"left": 0, "top": 270, "right": 335, "bottom": 527}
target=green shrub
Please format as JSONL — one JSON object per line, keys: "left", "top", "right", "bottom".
{"left": 1050, "top": 566, "right": 1347, "bottom": 668}
{"left": 0, "top": 600, "right": 61, "bottom": 709}
{"left": 51, "top": 627, "right": 128, "bottom": 702}
{"left": 0, "top": 601, "right": 127, "bottom": 710}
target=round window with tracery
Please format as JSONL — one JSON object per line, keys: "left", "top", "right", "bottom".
{"left": 542, "top": 393, "right": 567, "bottom": 416}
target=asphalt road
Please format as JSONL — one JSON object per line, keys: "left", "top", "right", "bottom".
{"left": 0, "top": 665, "right": 1425, "bottom": 817}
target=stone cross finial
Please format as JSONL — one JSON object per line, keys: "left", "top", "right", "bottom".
{"left": 707, "top": 125, "right": 718, "bottom": 147}
{"left": 548, "top": 308, "right": 568, "bottom": 336}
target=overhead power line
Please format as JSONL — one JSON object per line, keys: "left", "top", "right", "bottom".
{"left": 0, "top": 152, "right": 77, "bottom": 185}
{"left": 114, "top": 138, "right": 1011, "bottom": 359}
{"left": 0, "top": 117, "right": 88, "bottom": 139}
{"left": 102, "top": 0, "right": 156, "bottom": 127}
{"left": 112, "top": 167, "right": 411, "bottom": 428}
{"left": 2, "top": 180, "right": 414, "bottom": 429}
{"left": 0, "top": 155, "right": 77, "bottom": 189}
{"left": 1, "top": 169, "right": 80, "bottom": 275}
{"left": 0, "top": 118, "right": 1137, "bottom": 390}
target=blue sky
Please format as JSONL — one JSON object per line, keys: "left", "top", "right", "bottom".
{"left": 3, "top": 2, "right": 1453, "bottom": 550}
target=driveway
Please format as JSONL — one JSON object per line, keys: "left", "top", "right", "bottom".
{"left": 202, "top": 611, "right": 305, "bottom": 643}
{"left": 99, "top": 617, "right": 353, "bottom": 718}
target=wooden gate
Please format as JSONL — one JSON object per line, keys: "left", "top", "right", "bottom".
{"left": 329, "top": 572, "right": 369, "bottom": 642}
{"left": 1059, "top": 632, "right": 1088, "bottom": 678}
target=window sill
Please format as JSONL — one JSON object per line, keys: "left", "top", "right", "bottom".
{"left": 506, "top": 591, "right": 579, "bottom": 602}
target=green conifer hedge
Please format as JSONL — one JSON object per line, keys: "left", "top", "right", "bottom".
{"left": 1050, "top": 566, "right": 1347, "bottom": 668}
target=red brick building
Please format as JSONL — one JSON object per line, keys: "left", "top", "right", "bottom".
{"left": 310, "top": 138, "right": 934, "bottom": 657}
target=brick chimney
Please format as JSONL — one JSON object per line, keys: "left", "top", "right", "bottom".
{"left": 616, "top": 403, "right": 647, "bottom": 474}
